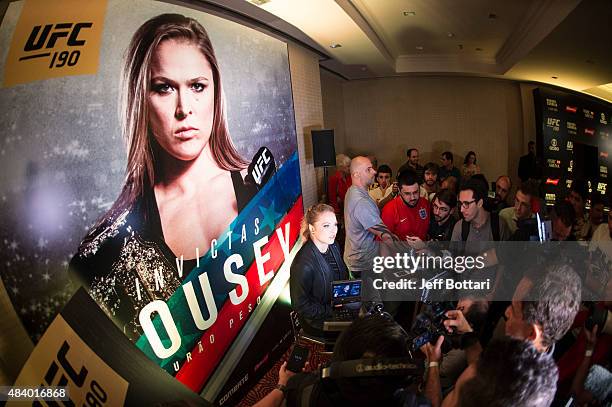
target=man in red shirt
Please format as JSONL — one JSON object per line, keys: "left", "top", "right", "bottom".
{"left": 381, "top": 170, "right": 430, "bottom": 241}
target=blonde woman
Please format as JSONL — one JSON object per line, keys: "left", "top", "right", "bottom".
{"left": 290, "top": 204, "right": 349, "bottom": 337}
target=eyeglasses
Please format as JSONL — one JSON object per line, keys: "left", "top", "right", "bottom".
{"left": 432, "top": 203, "right": 450, "bottom": 212}
{"left": 458, "top": 200, "right": 476, "bottom": 209}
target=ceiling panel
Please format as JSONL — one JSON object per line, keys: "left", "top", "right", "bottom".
{"left": 238, "top": 0, "right": 612, "bottom": 101}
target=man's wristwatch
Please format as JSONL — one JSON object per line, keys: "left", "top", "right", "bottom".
{"left": 275, "top": 383, "right": 288, "bottom": 398}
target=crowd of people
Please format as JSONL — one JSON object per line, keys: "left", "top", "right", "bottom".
{"left": 256, "top": 143, "right": 612, "bottom": 407}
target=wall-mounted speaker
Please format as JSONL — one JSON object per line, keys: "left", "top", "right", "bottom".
{"left": 311, "top": 129, "right": 336, "bottom": 167}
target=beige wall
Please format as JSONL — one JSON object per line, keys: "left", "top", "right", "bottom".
{"left": 288, "top": 44, "right": 325, "bottom": 208}
{"left": 520, "top": 82, "right": 539, "bottom": 151}
{"left": 320, "top": 69, "right": 347, "bottom": 155}
{"left": 322, "top": 75, "right": 528, "bottom": 190}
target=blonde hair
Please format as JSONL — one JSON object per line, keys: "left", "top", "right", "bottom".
{"left": 336, "top": 154, "right": 351, "bottom": 169}
{"left": 109, "top": 14, "right": 247, "bottom": 218}
{"left": 300, "top": 203, "right": 335, "bottom": 240}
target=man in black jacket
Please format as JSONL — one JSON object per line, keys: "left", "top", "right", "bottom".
{"left": 518, "top": 141, "right": 541, "bottom": 183}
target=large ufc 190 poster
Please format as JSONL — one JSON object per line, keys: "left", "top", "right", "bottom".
{"left": 0, "top": 0, "right": 302, "bottom": 404}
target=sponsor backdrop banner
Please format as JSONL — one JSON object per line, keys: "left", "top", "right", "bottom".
{"left": 0, "top": 0, "right": 301, "bottom": 403}
{"left": 534, "top": 87, "right": 611, "bottom": 206}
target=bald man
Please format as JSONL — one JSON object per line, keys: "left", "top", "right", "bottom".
{"left": 344, "top": 156, "right": 397, "bottom": 277}
{"left": 492, "top": 175, "right": 512, "bottom": 212}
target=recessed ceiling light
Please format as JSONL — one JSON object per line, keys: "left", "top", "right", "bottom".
{"left": 551, "top": 76, "right": 558, "bottom": 79}
{"left": 416, "top": 46, "right": 424, "bottom": 50}
{"left": 249, "top": 0, "right": 271, "bottom": 5}
{"left": 403, "top": 11, "right": 416, "bottom": 16}
{"left": 330, "top": 43, "right": 342, "bottom": 49}
{"left": 488, "top": 13, "right": 497, "bottom": 19}
{"left": 447, "top": 32, "right": 455, "bottom": 38}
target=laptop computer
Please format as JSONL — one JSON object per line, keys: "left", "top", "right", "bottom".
{"left": 330, "top": 279, "right": 362, "bottom": 321}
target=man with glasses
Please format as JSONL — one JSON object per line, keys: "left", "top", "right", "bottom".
{"left": 381, "top": 170, "right": 430, "bottom": 241}
{"left": 451, "top": 179, "right": 510, "bottom": 242}
{"left": 427, "top": 189, "right": 457, "bottom": 241}
{"left": 450, "top": 180, "right": 510, "bottom": 344}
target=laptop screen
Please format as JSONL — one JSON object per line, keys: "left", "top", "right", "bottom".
{"left": 332, "top": 280, "right": 361, "bottom": 303}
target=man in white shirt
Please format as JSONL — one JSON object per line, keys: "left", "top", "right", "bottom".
{"left": 499, "top": 181, "right": 539, "bottom": 235}
{"left": 368, "top": 164, "right": 398, "bottom": 209}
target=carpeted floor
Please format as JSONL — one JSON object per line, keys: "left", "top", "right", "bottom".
{"left": 237, "top": 338, "right": 333, "bottom": 406}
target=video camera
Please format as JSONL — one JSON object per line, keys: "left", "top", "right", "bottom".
{"left": 409, "top": 301, "right": 456, "bottom": 353}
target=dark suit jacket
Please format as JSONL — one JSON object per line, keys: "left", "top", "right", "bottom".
{"left": 518, "top": 153, "right": 540, "bottom": 182}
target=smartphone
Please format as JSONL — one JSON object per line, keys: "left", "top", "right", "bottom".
{"left": 286, "top": 344, "right": 309, "bottom": 373}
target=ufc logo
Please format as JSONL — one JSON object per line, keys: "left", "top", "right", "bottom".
{"left": 39, "top": 340, "right": 108, "bottom": 406}
{"left": 251, "top": 149, "right": 271, "bottom": 184}
{"left": 546, "top": 118, "right": 560, "bottom": 127}
{"left": 24, "top": 22, "right": 92, "bottom": 51}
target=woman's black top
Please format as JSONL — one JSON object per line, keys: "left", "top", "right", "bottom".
{"left": 289, "top": 239, "right": 349, "bottom": 336}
